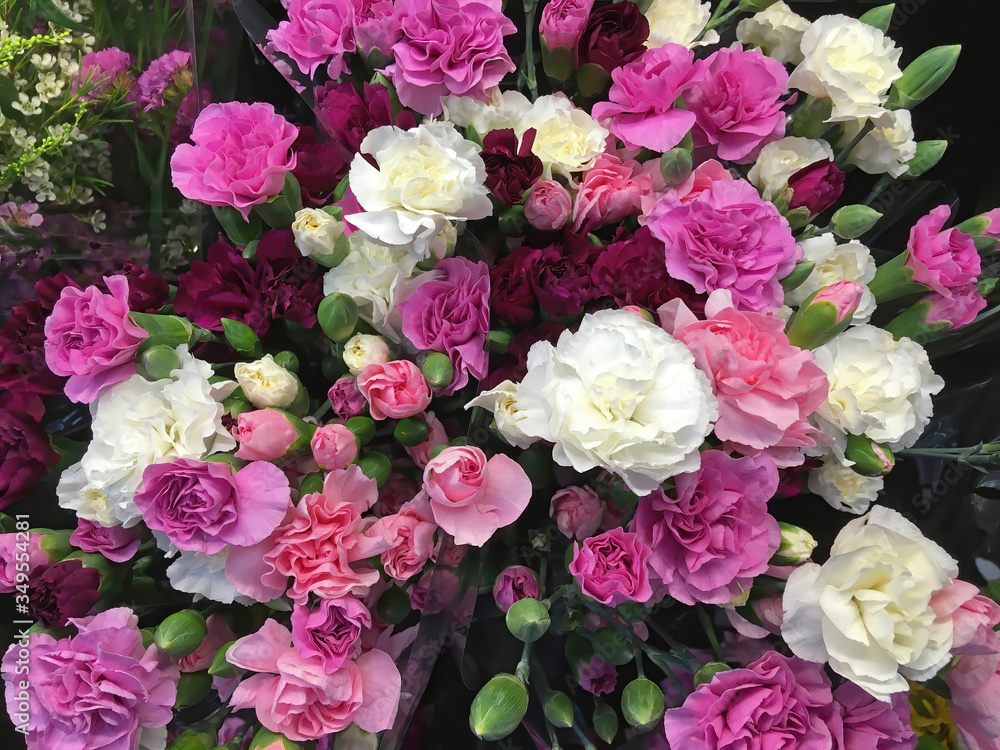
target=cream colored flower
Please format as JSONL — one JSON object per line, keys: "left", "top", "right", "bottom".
{"left": 234, "top": 354, "right": 298, "bottom": 408}
{"left": 736, "top": 1, "right": 810, "bottom": 65}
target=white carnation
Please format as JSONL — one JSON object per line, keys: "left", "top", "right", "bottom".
{"left": 166, "top": 549, "right": 254, "bottom": 605}
{"left": 808, "top": 457, "right": 883, "bottom": 514}
{"left": 506, "top": 309, "right": 717, "bottom": 495}
{"left": 788, "top": 15, "right": 902, "bottom": 121}
{"left": 736, "top": 1, "right": 810, "bottom": 64}
{"left": 748, "top": 137, "right": 835, "bottom": 202}
{"left": 811, "top": 325, "right": 943, "bottom": 455}
{"left": 291, "top": 207, "right": 346, "bottom": 264}
{"left": 517, "top": 95, "right": 609, "bottom": 179}
{"left": 782, "top": 506, "right": 958, "bottom": 701}
{"left": 839, "top": 109, "right": 917, "bottom": 178}
{"left": 347, "top": 121, "right": 492, "bottom": 255}
{"left": 787, "top": 233, "right": 877, "bottom": 324}
{"left": 644, "top": 0, "right": 718, "bottom": 48}
{"left": 234, "top": 354, "right": 298, "bottom": 408}
{"left": 466, "top": 379, "right": 537, "bottom": 450}
{"left": 343, "top": 334, "right": 391, "bottom": 375}
{"left": 440, "top": 88, "right": 533, "bottom": 135}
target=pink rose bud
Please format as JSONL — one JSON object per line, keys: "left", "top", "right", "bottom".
{"left": 357, "top": 360, "right": 432, "bottom": 420}
{"left": 524, "top": 180, "right": 572, "bottom": 232}
{"left": 310, "top": 423, "right": 359, "bottom": 471}
{"left": 234, "top": 408, "right": 315, "bottom": 461}
{"left": 620, "top": 305, "right": 654, "bottom": 323}
{"left": 549, "top": 486, "right": 604, "bottom": 539}
{"left": 493, "top": 565, "right": 541, "bottom": 613}
{"left": 785, "top": 281, "right": 865, "bottom": 350}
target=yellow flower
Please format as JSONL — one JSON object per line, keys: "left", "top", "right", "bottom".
{"left": 909, "top": 681, "right": 959, "bottom": 749}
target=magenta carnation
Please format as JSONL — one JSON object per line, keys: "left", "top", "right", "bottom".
{"left": 647, "top": 178, "right": 800, "bottom": 313}
{"left": 386, "top": 0, "right": 516, "bottom": 117}
{"left": 906, "top": 204, "right": 983, "bottom": 298}
{"left": 492, "top": 565, "right": 541, "bottom": 613}
{"left": 267, "top": 0, "right": 357, "bottom": 80}
{"left": 569, "top": 527, "right": 653, "bottom": 607}
{"left": 832, "top": 682, "right": 915, "bottom": 750}
{"left": 631, "top": 450, "right": 780, "bottom": 606}
{"left": 70, "top": 518, "right": 143, "bottom": 563}
{"left": 290, "top": 596, "right": 371, "bottom": 674}
{"left": 170, "top": 101, "right": 298, "bottom": 220}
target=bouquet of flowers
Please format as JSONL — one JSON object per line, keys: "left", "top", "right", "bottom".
{"left": 4, "top": 0, "right": 1000, "bottom": 748}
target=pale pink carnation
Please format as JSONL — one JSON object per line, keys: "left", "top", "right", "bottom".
{"left": 832, "top": 682, "right": 916, "bottom": 750}
{"left": 367, "top": 495, "right": 438, "bottom": 582}
{"left": 524, "top": 179, "right": 572, "bottom": 231}
{"left": 549, "top": 485, "right": 604, "bottom": 540}
{"left": 311, "top": 422, "right": 359, "bottom": 471}
{"left": 357, "top": 360, "right": 432, "bottom": 420}
{"left": 571, "top": 153, "right": 654, "bottom": 233}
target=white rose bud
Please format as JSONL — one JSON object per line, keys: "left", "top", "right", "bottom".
{"left": 736, "top": 1, "right": 810, "bottom": 65}
{"left": 234, "top": 354, "right": 299, "bottom": 408}
{"left": 343, "top": 334, "right": 391, "bottom": 376}
{"left": 292, "top": 208, "right": 348, "bottom": 266}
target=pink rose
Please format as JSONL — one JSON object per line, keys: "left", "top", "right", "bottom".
{"left": 591, "top": 43, "right": 699, "bottom": 152}
{"left": 227, "top": 619, "right": 400, "bottom": 739}
{"left": 647, "top": 178, "right": 800, "bottom": 313}
{"left": 357, "top": 360, "right": 432, "bottom": 420}
{"left": 367, "top": 495, "right": 438, "bottom": 582}
{"left": 267, "top": 0, "right": 356, "bottom": 80}
{"left": 524, "top": 179, "right": 573, "bottom": 232}
{"left": 684, "top": 46, "right": 788, "bottom": 163}
{"left": 174, "top": 614, "right": 237, "bottom": 673}
{"left": 906, "top": 204, "right": 982, "bottom": 297}
{"left": 234, "top": 409, "right": 304, "bottom": 461}
{"left": 328, "top": 376, "right": 367, "bottom": 419}
{"left": 386, "top": 0, "right": 516, "bottom": 116}
{"left": 404, "top": 411, "right": 448, "bottom": 467}
{"left": 661, "top": 290, "right": 830, "bottom": 465}
{"left": 632, "top": 450, "right": 780, "bottom": 606}
{"left": 569, "top": 527, "right": 653, "bottom": 607}
{"left": 570, "top": 153, "right": 654, "bottom": 234}
{"left": 311, "top": 422, "right": 359, "bottom": 471}
{"left": 43, "top": 276, "right": 148, "bottom": 403}
{"left": 549, "top": 485, "right": 604, "bottom": 540}
{"left": 422, "top": 446, "right": 532, "bottom": 547}
{"left": 493, "top": 565, "right": 541, "bottom": 613}
{"left": 170, "top": 102, "right": 298, "bottom": 220}
{"left": 577, "top": 656, "right": 617, "bottom": 696}
{"left": 290, "top": 596, "right": 371, "bottom": 674}
{"left": 398, "top": 257, "right": 490, "bottom": 395}
{"left": 70, "top": 519, "right": 143, "bottom": 564}
{"left": 539, "top": 0, "right": 594, "bottom": 50}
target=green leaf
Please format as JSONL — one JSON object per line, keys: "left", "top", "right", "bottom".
{"left": 30, "top": 0, "right": 90, "bottom": 32}
{"left": 0, "top": 76, "right": 20, "bottom": 119}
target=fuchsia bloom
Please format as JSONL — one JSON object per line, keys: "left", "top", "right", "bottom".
{"left": 631, "top": 450, "right": 780, "bottom": 606}
{"left": 832, "top": 682, "right": 916, "bottom": 750}
{"left": 74, "top": 48, "right": 133, "bottom": 101}
{"left": 0, "top": 532, "right": 48, "bottom": 592}
{"left": 922, "top": 287, "right": 988, "bottom": 330}
{"left": 328, "top": 376, "right": 367, "bottom": 419}
{"left": 571, "top": 153, "right": 655, "bottom": 233}
{"left": 267, "top": 0, "right": 357, "bottom": 80}
{"left": 2, "top": 608, "right": 179, "bottom": 750}
{"left": 577, "top": 656, "right": 618, "bottom": 696}
{"left": 170, "top": 102, "right": 298, "bottom": 220}
{"left": 907, "top": 204, "right": 982, "bottom": 297}
{"left": 787, "top": 159, "right": 845, "bottom": 216}
{"left": 493, "top": 565, "right": 541, "bottom": 612}
{"left": 290, "top": 596, "right": 371, "bottom": 674}
{"left": 70, "top": 518, "right": 143, "bottom": 563}
{"left": 569, "top": 528, "right": 653, "bottom": 607}
{"left": 133, "top": 50, "right": 192, "bottom": 111}
{"left": 43, "top": 275, "right": 147, "bottom": 403}
{"left": 539, "top": 0, "right": 594, "bottom": 50}
{"left": 357, "top": 360, "right": 432, "bottom": 420}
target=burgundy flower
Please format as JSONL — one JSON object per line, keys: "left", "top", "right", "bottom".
{"left": 291, "top": 125, "right": 349, "bottom": 207}
{"left": 170, "top": 82, "right": 213, "bottom": 145}
{"left": 491, "top": 245, "right": 539, "bottom": 327}
{"left": 174, "top": 237, "right": 268, "bottom": 334}
{"left": 483, "top": 321, "right": 566, "bottom": 388}
{"left": 256, "top": 229, "right": 324, "bottom": 329}
{"left": 315, "top": 81, "right": 416, "bottom": 156}
{"left": 110, "top": 260, "right": 169, "bottom": 313}
{"left": 787, "top": 159, "right": 845, "bottom": 216}
{"left": 481, "top": 129, "right": 543, "bottom": 207}
{"left": 0, "top": 392, "right": 60, "bottom": 508}
{"left": 28, "top": 559, "right": 102, "bottom": 628}
{"left": 577, "top": 3, "right": 649, "bottom": 73}
{"left": 528, "top": 234, "right": 599, "bottom": 319}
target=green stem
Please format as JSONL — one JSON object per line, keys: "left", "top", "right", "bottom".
{"left": 538, "top": 556, "right": 548, "bottom": 599}
{"left": 697, "top": 605, "right": 726, "bottom": 662}
{"left": 518, "top": 0, "right": 539, "bottom": 99}
{"left": 835, "top": 120, "right": 877, "bottom": 167}
{"left": 515, "top": 641, "right": 533, "bottom": 684}
{"left": 147, "top": 138, "right": 170, "bottom": 273}
{"left": 863, "top": 175, "right": 895, "bottom": 206}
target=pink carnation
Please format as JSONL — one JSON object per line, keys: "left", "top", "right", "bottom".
{"left": 549, "top": 485, "right": 604, "bottom": 540}
{"left": 357, "top": 360, "right": 432, "bottom": 420}
{"left": 647, "top": 178, "right": 800, "bottom": 313}
{"left": 386, "top": 0, "right": 516, "bottom": 116}
{"left": 631, "top": 450, "right": 780, "bottom": 606}
{"left": 493, "top": 565, "right": 541, "bottom": 612}
{"left": 354, "top": 0, "right": 400, "bottom": 55}
{"left": 923, "top": 287, "right": 988, "bottom": 330}
{"left": 931, "top": 579, "right": 1000, "bottom": 656}
{"left": 70, "top": 518, "right": 143, "bottom": 563}
{"left": 524, "top": 179, "right": 573, "bottom": 232}
{"left": 367, "top": 495, "right": 438, "bottom": 582}
{"left": 174, "top": 614, "right": 236, "bottom": 673}
{"left": 569, "top": 527, "right": 653, "bottom": 607}
{"left": 661, "top": 290, "right": 830, "bottom": 465}
{"left": 0, "top": 532, "right": 48, "bottom": 593}
{"left": 571, "top": 153, "right": 654, "bottom": 234}
{"left": 311, "top": 422, "right": 359, "bottom": 471}
{"left": 290, "top": 596, "right": 371, "bottom": 674}
{"left": 907, "top": 204, "right": 982, "bottom": 297}
{"left": 43, "top": 276, "right": 147, "bottom": 403}
{"left": 577, "top": 656, "right": 618, "bottom": 696}
{"left": 170, "top": 102, "right": 298, "bottom": 221}
{"left": 539, "top": 0, "right": 594, "bottom": 50}
{"left": 832, "top": 682, "right": 915, "bottom": 750}
{"left": 74, "top": 48, "right": 134, "bottom": 101}
{"left": 267, "top": 0, "right": 356, "bottom": 80}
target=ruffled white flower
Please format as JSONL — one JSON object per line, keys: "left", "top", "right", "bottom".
{"left": 234, "top": 354, "right": 298, "bottom": 408}
{"left": 808, "top": 457, "right": 883, "bottom": 514}
{"left": 347, "top": 121, "right": 492, "bottom": 255}
{"left": 516, "top": 95, "right": 609, "bottom": 179}
{"left": 440, "top": 88, "right": 533, "bottom": 135}
{"left": 466, "top": 379, "right": 537, "bottom": 450}
{"left": 291, "top": 207, "right": 346, "bottom": 264}
{"left": 839, "top": 109, "right": 917, "bottom": 178}
{"left": 505, "top": 309, "right": 717, "bottom": 495}
{"left": 166, "top": 549, "right": 254, "bottom": 605}
{"left": 787, "top": 234, "right": 877, "bottom": 324}
{"left": 736, "top": 1, "right": 810, "bottom": 64}
{"left": 60, "top": 346, "right": 237, "bottom": 527}
{"left": 322, "top": 230, "right": 420, "bottom": 339}
{"left": 788, "top": 15, "right": 902, "bottom": 121}
{"left": 644, "top": 0, "right": 718, "bottom": 48}
{"left": 782, "top": 506, "right": 958, "bottom": 701}
{"left": 811, "top": 325, "right": 943, "bottom": 456}
{"left": 748, "top": 136, "right": 835, "bottom": 202}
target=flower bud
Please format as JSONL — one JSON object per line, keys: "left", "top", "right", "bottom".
{"left": 311, "top": 423, "right": 359, "bottom": 471}
{"left": 394, "top": 416, "right": 430, "bottom": 447}
{"left": 506, "top": 597, "right": 551, "bottom": 642}
{"left": 155, "top": 609, "right": 207, "bottom": 658}
{"left": 255, "top": 172, "right": 303, "bottom": 230}
{"left": 292, "top": 208, "right": 349, "bottom": 267}
{"left": 345, "top": 415, "right": 377, "bottom": 445}
{"left": 272, "top": 350, "right": 299, "bottom": 373}
{"left": 694, "top": 661, "right": 733, "bottom": 687}
{"left": 770, "top": 522, "right": 818, "bottom": 566}
{"left": 421, "top": 352, "right": 454, "bottom": 389}
{"left": 660, "top": 146, "right": 693, "bottom": 187}
{"left": 235, "top": 355, "right": 299, "bottom": 409}
{"left": 249, "top": 728, "right": 305, "bottom": 750}
{"left": 543, "top": 689, "right": 574, "bottom": 728}
{"left": 359, "top": 451, "right": 392, "bottom": 488}
{"left": 576, "top": 62, "right": 610, "bottom": 98}
{"left": 902, "top": 140, "right": 947, "bottom": 180}
{"left": 785, "top": 281, "right": 865, "bottom": 350}
{"left": 844, "top": 434, "right": 895, "bottom": 476}
{"left": 376, "top": 585, "right": 412, "bottom": 624}
{"left": 858, "top": 3, "right": 894, "bottom": 33}
{"left": 208, "top": 640, "right": 243, "bottom": 678}
{"left": 592, "top": 627, "right": 633, "bottom": 666}
{"left": 779, "top": 261, "right": 816, "bottom": 294}
{"left": 867, "top": 250, "right": 923, "bottom": 304}
{"left": 318, "top": 293, "right": 360, "bottom": 342}
{"left": 141, "top": 627, "right": 155, "bottom": 649}
{"left": 593, "top": 700, "right": 619, "bottom": 744}
{"left": 35, "top": 528, "right": 72, "bottom": 562}
{"left": 621, "top": 677, "right": 665, "bottom": 731}
{"left": 221, "top": 318, "right": 263, "bottom": 358}
{"left": 174, "top": 670, "right": 212, "bottom": 709}
{"left": 130, "top": 312, "right": 197, "bottom": 351}
{"left": 234, "top": 408, "right": 316, "bottom": 461}
{"left": 541, "top": 41, "right": 575, "bottom": 83}
{"left": 343, "top": 334, "right": 391, "bottom": 376}
{"left": 469, "top": 673, "right": 529, "bottom": 741}
{"left": 887, "top": 45, "right": 961, "bottom": 110}
{"left": 137, "top": 344, "right": 182, "bottom": 380}
{"left": 832, "top": 205, "right": 882, "bottom": 239}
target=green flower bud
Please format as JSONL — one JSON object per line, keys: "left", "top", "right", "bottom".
{"left": 660, "top": 146, "right": 693, "bottom": 187}
{"left": 858, "top": 3, "right": 894, "bottom": 33}
{"left": 249, "top": 728, "right": 304, "bottom": 750}
{"left": 174, "top": 670, "right": 212, "bottom": 709}
{"left": 543, "top": 689, "right": 574, "bottom": 728}
{"left": 359, "top": 451, "right": 392, "bottom": 488}
{"left": 35, "top": 528, "right": 72, "bottom": 562}
{"left": 345, "top": 416, "right": 376, "bottom": 445}
{"left": 222, "top": 389, "right": 253, "bottom": 418}
{"left": 498, "top": 205, "right": 528, "bottom": 236}
{"left": 469, "top": 673, "right": 529, "bottom": 741}
{"left": 694, "top": 661, "right": 732, "bottom": 687}
{"left": 394, "top": 417, "right": 430, "bottom": 447}
{"left": 593, "top": 700, "right": 619, "bottom": 744}
{"left": 541, "top": 40, "right": 575, "bottom": 83}
{"left": 622, "top": 677, "right": 665, "bottom": 731}
{"left": 221, "top": 318, "right": 263, "bottom": 358}
{"left": 166, "top": 731, "right": 213, "bottom": 750}
{"left": 844, "top": 434, "right": 895, "bottom": 476}
{"left": 591, "top": 628, "right": 632, "bottom": 666}
{"left": 779, "top": 261, "right": 816, "bottom": 294}
{"left": 770, "top": 522, "right": 818, "bottom": 566}
{"left": 429, "top": 444, "right": 448, "bottom": 461}
{"left": 576, "top": 62, "right": 610, "bottom": 98}
{"left": 213, "top": 205, "right": 263, "bottom": 247}
{"left": 131, "top": 313, "right": 197, "bottom": 352}
{"left": 421, "top": 352, "right": 454, "bottom": 389}
{"left": 790, "top": 96, "right": 833, "bottom": 139}
{"left": 208, "top": 641, "right": 243, "bottom": 678}
{"left": 155, "top": 609, "right": 207, "bottom": 658}
{"left": 140, "top": 627, "right": 155, "bottom": 649}
{"left": 887, "top": 45, "right": 961, "bottom": 110}
{"left": 506, "top": 597, "right": 551, "bottom": 643}
{"left": 561, "top": 608, "right": 586, "bottom": 630}
{"left": 377, "top": 586, "right": 412, "bottom": 625}
{"left": 902, "top": 140, "right": 947, "bottom": 180}
{"left": 318, "top": 293, "right": 360, "bottom": 342}
{"left": 487, "top": 329, "right": 514, "bottom": 354}
{"left": 867, "top": 250, "right": 924, "bottom": 304}
{"left": 272, "top": 351, "right": 300, "bottom": 373}
{"left": 832, "top": 205, "right": 882, "bottom": 239}
{"left": 137, "top": 344, "right": 183, "bottom": 380}
{"left": 785, "top": 281, "right": 865, "bottom": 350}
{"left": 298, "top": 472, "right": 325, "bottom": 496}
